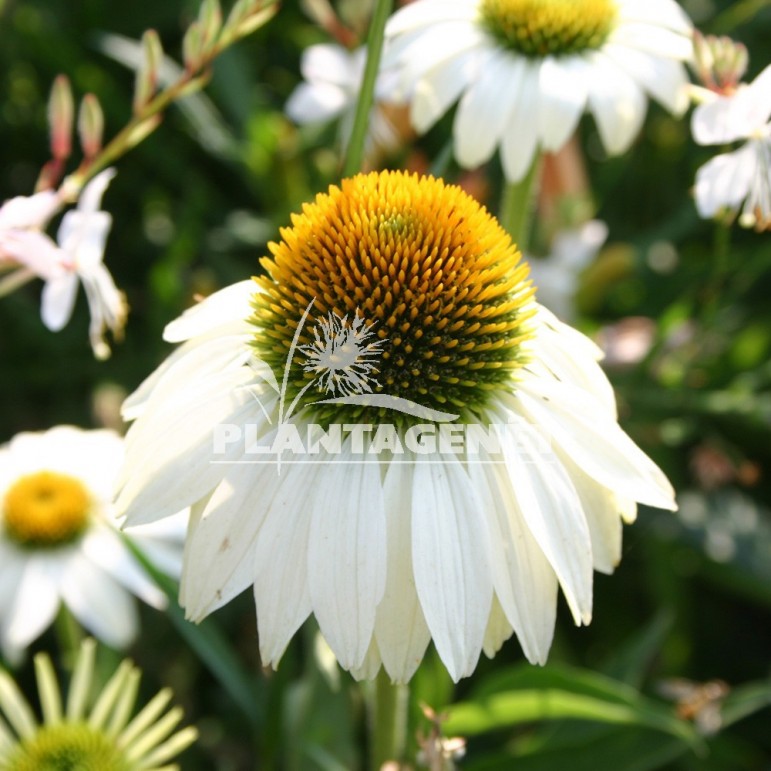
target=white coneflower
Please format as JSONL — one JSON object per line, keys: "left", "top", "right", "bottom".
{"left": 0, "top": 638, "right": 197, "bottom": 770}
{"left": 0, "top": 426, "right": 187, "bottom": 662}
{"left": 117, "top": 170, "right": 676, "bottom": 683}
{"left": 383, "top": 0, "right": 693, "bottom": 181}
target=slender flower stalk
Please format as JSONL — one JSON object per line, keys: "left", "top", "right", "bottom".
{"left": 341, "top": 0, "right": 394, "bottom": 176}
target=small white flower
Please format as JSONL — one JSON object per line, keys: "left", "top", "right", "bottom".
{"left": 691, "top": 63, "right": 771, "bottom": 229}
{"left": 0, "top": 426, "right": 187, "bottom": 663}
{"left": 527, "top": 219, "right": 608, "bottom": 321}
{"left": 286, "top": 43, "right": 403, "bottom": 159}
{"left": 383, "top": 0, "right": 693, "bottom": 181}
{"left": 42, "top": 168, "right": 128, "bottom": 360}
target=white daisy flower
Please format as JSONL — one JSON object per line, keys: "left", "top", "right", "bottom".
{"left": 383, "top": 0, "right": 693, "bottom": 181}
{"left": 526, "top": 219, "right": 608, "bottom": 321}
{"left": 42, "top": 168, "right": 128, "bottom": 360}
{"left": 116, "top": 171, "right": 676, "bottom": 683}
{"left": 0, "top": 638, "right": 197, "bottom": 770}
{"left": 691, "top": 63, "right": 771, "bottom": 230}
{"left": 0, "top": 426, "right": 187, "bottom": 663}
{"left": 286, "top": 43, "right": 403, "bottom": 159}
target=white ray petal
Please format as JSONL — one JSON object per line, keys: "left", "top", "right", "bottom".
{"left": 308, "top": 445, "right": 386, "bottom": 671}
{"left": 375, "top": 457, "right": 431, "bottom": 684}
{"left": 500, "top": 60, "right": 541, "bottom": 182}
{"left": 411, "top": 458, "right": 492, "bottom": 682}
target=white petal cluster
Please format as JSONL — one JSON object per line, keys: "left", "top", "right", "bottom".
{"left": 691, "top": 64, "right": 771, "bottom": 229}
{"left": 383, "top": 0, "right": 693, "bottom": 181}
{"left": 0, "top": 169, "right": 127, "bottom": 359}
{"left": 0, "top": 426, "right": 187, "bottom": 662}
{"left": 117, "top": 282, "right": 676, "bottom": 683}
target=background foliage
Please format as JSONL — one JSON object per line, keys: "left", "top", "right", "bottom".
{"left": 1, "top": 0, "right": 770, "bottom": 768}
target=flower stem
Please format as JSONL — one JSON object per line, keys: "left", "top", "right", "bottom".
{"left": 342, "top": 0, "right": 393, "bottom": 177}
{"left": 370, "top": 670, "right": 408, "bottom": 770}
{"left": 498, "top": 154, "right": 542, "bottom": 253}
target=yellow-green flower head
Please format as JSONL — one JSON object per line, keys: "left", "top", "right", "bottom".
{"left": 116, "top": 171, "right": 676, "bottom": 683}
{"left": 383, "top": 0, "right": 693, "bottom": 181}
{"left": 0, "top": 639, "right": 197, "bottom": 770}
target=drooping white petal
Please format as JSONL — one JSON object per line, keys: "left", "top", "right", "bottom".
{"left": 610, "top": 23, "right": 693, "bottom": 61}
{"left": 468, "top": 451, "right": 558, "bottom": 664}
{"left": 252, "top": 462, "right": 319, "bottom": 667}
{"left": 411, "top": 458, "right": 493, "bottom": 682}
{"left": 179, "top": 445, "right": 283, "bottom": 620}
{"left": 495, "top": 413, "right": 594, "bottom": 627}
{"left": 350, "top": 638, "right": 383, "bottom": 682}
{"left": 537, "top": 56, "right": 588, "bottom": 152}
{"left": 513, "top": 379, "right": 676, "bottom": 510}
{"left": 60, "top": 555, "right": 138, "bottom": 648}
{"left": 375, "top": 457, "right": 431, "bottom": 683}
{"left": 586, "top": 52, "right": 647, "bottom": 155}
{"left": 308, "top": 444, "right": 386, "bottom": 671}
{"left": 500, "top": 59, "right": 541, "bottom": 182}
{"left": 557, "top": 452, "right": 624, "bottom": 574}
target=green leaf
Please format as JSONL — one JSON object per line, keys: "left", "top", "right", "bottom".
{"left": 720, "top": 680, "right": 771, "bottom": 728}
{"left": 465, "top": 727, "right": 690, "bottom": 771}
{"left": 445, "top": 663, "right": 700, "bottom": 749}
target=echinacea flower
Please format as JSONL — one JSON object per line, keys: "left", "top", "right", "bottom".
{"left": 383, "top": 0, "right": 693, "bottom": 181}
{"left": 0, "top": 426, "right": 187, "bottom": 662}
{"left": 0, "top": 638, "right": 197, "bottom": 770}
{"left": 286, "top": 43, "right": 403, "bottom": 160}
{"left": 116, "top": 170, "right": 676, "bottom": 683}
{"left": 526, "top": 219, "right": 608, "bottom": 321}
{"left": 691, "top": 63, "right": 771, "bottom": 230}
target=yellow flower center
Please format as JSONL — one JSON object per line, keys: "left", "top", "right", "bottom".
{"left": 480, "top": 0, "right": 618, "bottom": 57}
{"left": 252, "top": 170, "right": 535, "bottom": 422}
{"left": 5, "top": 722, "right": 128, "bottom": 771}
{"left": 3, "top": 471, "right": 91, "bottom": 548}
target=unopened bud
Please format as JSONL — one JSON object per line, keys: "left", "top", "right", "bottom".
{"left": 183, "top": 21, "right": 204, "bottom": 71}
{"left": 198, "top": 0, "right": 223, "bottom": 54}
{"left": 78, "top": 94, "right": 104, "bottom": 159}
{"left": 48, "top": 75, "right": 74, "bottom": 161}
{"left": 221, "top": 0, "right": 277, "bottom": 46}
{"left": 691, "top": 31, "right": 749, "bottom": 93}
{"left": 134, "top": 29, "right": 164, "bottom": 113}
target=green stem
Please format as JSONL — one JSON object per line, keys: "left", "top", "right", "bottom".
{"left": 370, "top": 670, "right": 408, "bottom": 770}
{"left": 54, "top": 605, "right": 84, "bottom": 673}
{"left": 342, "top": 0, "right": 393, "bottom": 177}
{"left": 498, "top": 154, "right": 542, "bottom": 253}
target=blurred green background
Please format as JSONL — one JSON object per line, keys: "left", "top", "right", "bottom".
{"left": 2, "top": 0, "right": 771, "bottom": 769}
